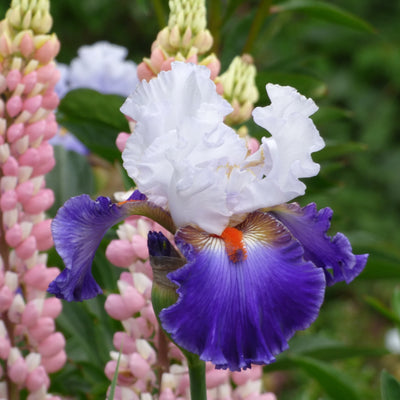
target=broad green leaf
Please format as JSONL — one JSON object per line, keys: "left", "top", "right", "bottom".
{"left": 58, "top": 89, "right": 128, "bottom": 130}
{"left": 256, "top": 71, "right": 327, "bottom": 99}
{"left": 57, "top": 89, "right": 129, "bottom": 162}
{"left": 289, "top": 334, "right": 387, "bottom": 361}
{"left": 313, "top": 141, "right": 368, "bottom": 162}
{"left": 359, "top": 255, "right": 400, "bottom": 280}
{"left": 49, "top": 363, "right": 92, "bottom": 399}
{"left": 273, "top": 0, "right": 376, "bottom": 33}
{"left": 381, "top": 370, "right": 400, "bottom": 400}
{"left": 313, "top": 106, "right": 353, "bottom": 124}
{"left": 291, "top": 355, "right": 361, "bottom": 400}
{"left": 58, "top": 119, "right": 122, "bottom": 163}
{"left": 264, "top": 355, "right": 362, "bottom": 399}
{"left": 46, "top": 145, "right": 95, "bottom": 217}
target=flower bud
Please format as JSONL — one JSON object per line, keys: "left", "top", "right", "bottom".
{"left": 16, "top": 235, "right": 37, "bottom": 259}
{"left": 31, "top": 218, "right": 53, "bottom": 250}
{"left": 24, "top": 188, "right": 54, "bottom": 214}
{"left": 206, "top": 368, "right": 230, "bottom": 389}
{"left": 159, "top": 388, "right": 176, "bottom": 400}
{"left": 6, "top": 69, "right": 22, "bottom": 92}
{"left": 6, "top": 95, "right": 22, "bottom": 117}
{"left": 20, "top": 31, "right": 35, "bottom": 57}
{"left": 38, "top": 332, "right": 65, "bottom": 358}
{"left": 113, "top": 331, "right": 136, "bottom": 354}
{"left": 218, "top": 55, "right": 259, "bottom": 125}
{"left": 0, "top": 189, "right": 18, "bottom": 210}
{"left": 41, "top": 297, "right": 62, "bottom": 319}
{"left": 26, "top": 365, "right": 50, "bottom": 391}
{"left": 21, "top": 299, "right": 43, "bottom": 327}
{"left": 29, "top": 317, "right": 55, "bottom": 342}
{"left": 0, "top": 337, "right": 11, "bottom": 359}
{"left": 41, "top": 349, "right": 66, "bottom": 373}
{"left": 147, "top": 231, "right": 185, "bottom": 319}
{"left": 0, "top": 286, "right": 13, "bottom": 313}
{"left": 8, "top": 356, "right": 28, "bottom": 384}
{"left": 106, "top": 239, "right": 136, "bottom": 268}
{"left": 128, "top": 352, "right": 151, "bottom": 379}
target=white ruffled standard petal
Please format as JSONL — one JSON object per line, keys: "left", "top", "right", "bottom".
{"left": 121, "top": 63, "right": 325, "bottom": 234}
{"left": 121, "top": 62, "right": 244, "bottom": 234}
{"left": 246, "top": 84, "right": 325, "bottom": 210}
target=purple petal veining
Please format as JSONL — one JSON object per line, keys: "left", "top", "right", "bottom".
{"left": 270, "top": 203, "right": 368, "bottom": 285}
{"left": 160, "top": 211, "right": 326, "bottom": 371}
{"left": 48, "top": 195, "right": 131, "bottom": 301}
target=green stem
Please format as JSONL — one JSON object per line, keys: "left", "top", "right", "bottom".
{"left": 242, "top": 0, "right": 272, "bottom": 54}
{"left": 208, "top": 0, "right": 223, "bottom": 53}
{"left": 186, "top": 353, "right": 207, "bottom": 400}
{"left": 151, "top": 0, "right": 167, "bottom": 29}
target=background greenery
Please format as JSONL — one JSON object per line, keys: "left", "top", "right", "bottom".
{"left": 3, "top": 0, "right": 397, "bottom": 398}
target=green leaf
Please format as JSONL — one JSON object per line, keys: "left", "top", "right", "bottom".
{"left": 46, "top": 145, "right": 95, "bottom": 217}
{"left": 289, "top": 334, "right": 387, "bottom": 361}
{"left": 57, "top": 89, "right": 129, "bottom": 162}
{"left": 222, "top": 0, "right": 244, "bottom": 23}
{"left": 256, "top": 71, "right": 327, "bottom": 99}
{"left": 273, "top": 0, "right": 376, "bottom": 33}
{"left": 59, "top": 119, "right": 122, "bottom": 163}
{"left": 108, "top": 347, "right": 122, "bottom": 400}
{"left": 381, "top": 370, "right": 400, "bottom": 400}
{"left": 359, "top": 255, "right": 400, "bottom": 280}
{"left": 290, "top": 355, "right": 361, "bottom": 400}
{"left": 313, "top": 141, "right": 368, "bottom": 162}
{"left": 392, "top": 288, "right": 400, "bottom": 320}
{"left": 364, "top": 296, "right": 400, "bottom": 326}
{"left": 312, "top": 106, "right": 353, "bottom": 124}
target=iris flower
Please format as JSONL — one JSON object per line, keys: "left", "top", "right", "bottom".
{"left": 48, "top": 62, "right": 367, "bottom": 371}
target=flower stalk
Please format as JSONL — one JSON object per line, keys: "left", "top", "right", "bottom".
{"left": 0, "top": 0, "right": 65, "bottom": 398}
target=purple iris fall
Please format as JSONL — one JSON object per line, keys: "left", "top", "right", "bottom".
{"left": 48, "top": 62, "right": 367, "bottom": 371}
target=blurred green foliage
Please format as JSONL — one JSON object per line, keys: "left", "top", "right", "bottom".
{"left": 39, "top": 0, "right": 400, "bottom": 399}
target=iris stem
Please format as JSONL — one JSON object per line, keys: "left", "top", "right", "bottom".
{"left": 242, "top": 0, "right": 272, "bottom": 54}
{"left": 186, "top": 352, "right": 207, "bottom": 400}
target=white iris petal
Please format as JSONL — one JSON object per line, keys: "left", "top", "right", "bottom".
{"left": 121, "top": 62, "right": 324, "bottom": 234}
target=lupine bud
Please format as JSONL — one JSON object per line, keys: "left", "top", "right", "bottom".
{"left": 0, "top": 189, "right": 17, "bottom": 210}
{"left": 38, "top": 332, "right": 65, "bottom": 358}
{"left": 8, "top": 356, "right": 28, "bottom": 384}
{"left": 6, "top": 95, "right": 22, "bottom": 117}
{"left": 41, "top": 297, "right": 62, "bottom": 319}
{"left": 113, "top": 331, "right": 137, "bottom": 354}
{"left": 26, "top": 365, "right": 50, "bottom": 392}
{"left": 131, "top": 234, "right": 149, "bottom": 259}
{"left": 205, "top": 368, "right": 230, "bottom": 389}
{"left": 159, "top": 388, "right": 176, "bottom": 400}
{"left": 116, "top": 132, "right": 130, "bottom": 152}
{"left": 106, "top": 239, "right": 137, "bottom": 268}
{"left": 16, "top": 235, "right": 37, "bottom": 259}
{"left": 41, "top": 350, "right": 66, "bottom": 373}
{"left": 21, "top": 299, "right": 42, "bottom": 327}
{"left": 31, "top": 219, "right": 53, "bottom": 250}
{"left": 0, "top": 286, "right": 13, "bottom": 313}
{"left": 0, "top": 337, "right": 11, "bottom": 359}
{"left": 24, "top": 188, "right": 54, "bottom": 213}
{"left": 128, "top": 352, "right": 151, "bottom": 379}
{"left": 217, "top": 55, "right": 259, "bottom": 125}
{"left": 29, "top": 317, "right": 55, "bottom": 342}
